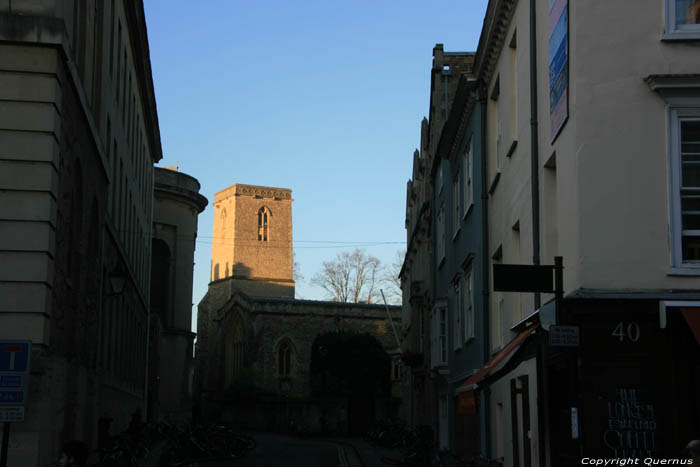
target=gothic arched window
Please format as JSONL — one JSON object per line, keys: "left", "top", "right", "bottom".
{"left": 258, "top": 207, "right": 270, "bottom": 241}
{"left": 278, "top": 342, "right": 292, "bottom": 377}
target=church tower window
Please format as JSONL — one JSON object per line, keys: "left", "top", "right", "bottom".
{"left": 258, "top": 207, "right": 270, "bottom": 241}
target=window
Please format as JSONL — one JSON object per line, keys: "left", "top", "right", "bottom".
{"left": 278, "top": 342, "right": 292, "bottom": 377}
{"left": 670, "top": 108, "right": 700, "bottom": 267}
{"left": 438, "top": 163, "right": 444, "bottom": 194}
{"left": 437, "top": 204, "right": 445, "bottom": 266}
{"left": 463, "top": 269, "right": 474, "bottom": 342}
{"left": 453, "top": 177, "right": 460, "bottom": 237}
{"left": 419, "top": 308, "right": 424, "bottom": 353}
{"left": 391, "top": 357, "right": 402, "bottom": 381}
{"left": 257, "top": 207, "right": 270, "bottom": 241}
{"left": 665, "top": 0, "right": 700, "bottom": 39}
{"left": 453, "top": 281, "right": 462, "bottom": 351}
{"left": 463, "top": 139, "right": 474, "bottom": 216}
{"left": 432, "top": 302, "right": 448, "bottom": 367}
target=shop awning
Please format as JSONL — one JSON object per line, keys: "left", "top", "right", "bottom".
{"left": 456, "top": 323, "right": 539, "bottom": 414}
{"left": 681, "top": 307, "right": 700, "bottom": 346}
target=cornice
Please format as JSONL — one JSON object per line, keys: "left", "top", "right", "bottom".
{"left": 215, "top": 184, "right": 293, "bottom": 201}
{"left": 234, "top": 185, "right": 292, "bottom": 200}
{"left": 124, "top": 1, "right": 163, "bottom": 162}
{"left": 474, "top": 0, "right": 518, "bottom": 86}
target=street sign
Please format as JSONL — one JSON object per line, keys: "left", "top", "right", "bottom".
{"left": 493, "top": 264, "right": 555, "bottom": 293}
{"left": 0, "top": 392, "right": 23, "bottom": 405}
{"left": 0, "top": 341, "right": 31, "bottom": 373}
{"left": 0, "top": 407, "right": 24, "bottom": 423}
{"left": 550, "top": 324, "right": 580, "bottom": 347}
{"left": 0, "top": 376, "right": 20, "bottom": 388}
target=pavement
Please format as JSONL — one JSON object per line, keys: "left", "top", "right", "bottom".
{"left": 142, "top": 431, "right": 404, "bottom": 467}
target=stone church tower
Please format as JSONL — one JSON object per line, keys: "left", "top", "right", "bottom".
{"left": 210, "top": 184, "right": 294, "bottom": 297}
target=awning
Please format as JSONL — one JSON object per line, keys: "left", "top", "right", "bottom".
{"left": 681, "top": 307, "right": 700, "bottom": 346}
{"left": 456, "top": 323, "right": 539, "bottom": 414}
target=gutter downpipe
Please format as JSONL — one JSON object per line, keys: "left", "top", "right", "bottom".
{"left": 530, "top": 1, "right": 547, "bottom": 466}
{"left": 144, "top": 166, "right": 154, "bottom": 420}
{"left": 479, "top": 88, "right": 491, "bottom": 459}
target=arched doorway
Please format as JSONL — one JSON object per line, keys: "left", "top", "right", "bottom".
{"left": 310, "top": 332, "right": 390, "bottom": 435}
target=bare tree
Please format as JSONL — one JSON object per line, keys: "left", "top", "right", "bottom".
{"left": 312, "top": 249, "right": 383, "bottom": 303}
{"left": 293, "top": 252, "right": 304, "bottom": 284}
{"left": 381, "top": 249, "right": 405, "bottom": 305}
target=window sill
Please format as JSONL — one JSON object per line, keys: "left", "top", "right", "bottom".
{"left": 463, "top": 336, "right": 475, "bottom": 346}
{"left": 661, "top": 31, "right": 700, "bottom": 41}
{"left": 462, "top": 202, "right": 474, "bottom": 221}
{"left": 488, "top": 171, "right": 501, "bottom": 194}
{"left": 437, "top": 256, "right": 446, "bottom": 269}
{"left": 452, "top": 227, "right": 461, "bottom": 242}
{"left": 668, "top": 266, "right": 700, "bottom": 276}
{"left": 505, "top": 139, "right": 518, "bottom": 158}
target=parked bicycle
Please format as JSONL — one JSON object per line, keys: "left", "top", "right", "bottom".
{"left": 381, "top": 425, "right": 438, "bottom": 467}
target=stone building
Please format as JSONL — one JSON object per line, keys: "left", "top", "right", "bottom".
{"left": 0, "top": 2, "right": 206, "bottom": 464}
{"left": 151, "top": 167, "right": 208, "bottom": 421}
{"left": 196, "top": 183, "right": 401, "bottom": 434}
{"left": 399, "top": 45, "right": 475, "bottom": 442}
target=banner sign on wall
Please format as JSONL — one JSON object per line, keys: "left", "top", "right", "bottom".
{"left": 549, "top": 0, "right": 569, "bottom": 141}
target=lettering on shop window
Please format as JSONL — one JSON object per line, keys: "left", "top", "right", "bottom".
{"left": 603, "top": 388, "right": 657, "bottom": 458}
{"left": 611, "top": 322, "right": 640, "bottom": 343}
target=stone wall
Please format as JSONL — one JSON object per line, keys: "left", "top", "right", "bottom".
{"left": 195, "top": 286, "right": 402, "bottom": 423}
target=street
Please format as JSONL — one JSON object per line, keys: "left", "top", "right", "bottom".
{"left": 171, "top": 432, "right": 362, "bottom": 467}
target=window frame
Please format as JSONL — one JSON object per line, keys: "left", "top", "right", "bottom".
{"left": 463, "top": 138, "right": 474, "bottom": 218}
{"left": 664, "top": 0, "right": 700, "bottom": 40}
{"left": 669, "top": 105, "right": 700, "bottom": 271}
{"left": 453, "top": 175, "right": 461, "bottom": 239}
{"left": 436, "top": 203, "right": 446, "bottom": 267}
{"left": 453, "top": 282, "right": 462, "bottom": 351}
{"left": 258, "top": 206, "right": 270, "bottom": 242}
{"left": 432, "top": 300, "right": 448, "bottom": 367}
{"left": 463, "top": 269, "right": 475, "bottom": 343}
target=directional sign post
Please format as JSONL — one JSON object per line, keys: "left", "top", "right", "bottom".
{"left": 493, "top": 256, "right": 565, "bottom": 325}
{"left": 0, "top": 340, "right": 31, "bottom": 467}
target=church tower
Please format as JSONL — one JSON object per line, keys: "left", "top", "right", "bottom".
{"left": 210, "top": 184, "right": 294, "bottom": 297}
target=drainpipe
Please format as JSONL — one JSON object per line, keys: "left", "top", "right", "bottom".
{"left": 530, "top": 0, "right": 541, "bottom": 311}
{"left": 479, "top": 88, "right": 491, "bottom": 459}
{"left": 144, "top": 166, "right": 154, "bottom": 420}
{"left": 530, "top": 2, "right": 547, "bottom": 466}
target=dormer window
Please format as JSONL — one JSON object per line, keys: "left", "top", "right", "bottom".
{"left": 258, "top": 207, "right": 270, "bottom": 241}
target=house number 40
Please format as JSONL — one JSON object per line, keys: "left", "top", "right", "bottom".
{"left": 612, "top": 322, "right": 640, "bottom": 343}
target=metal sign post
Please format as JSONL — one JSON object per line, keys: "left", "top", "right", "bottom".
{"left": 0, "top": 340, "right": 31, "bottom": 467}
{"left": 380, "top": 290, "right": 401, "bottom": 349}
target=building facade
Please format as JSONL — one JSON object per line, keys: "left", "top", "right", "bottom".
{"left": 402, "top": 1, "right": 700, "bottom": 465}
{"left": 429, "top": 75, "right": 489, "bottom": 460}
{"left": 460, "top": 0, "right": 700, "bottom": 465}
{"left": 0, "top": 2, "right": 207, "bottom": 464}
{"left": 399, "top": 45, "right": 475, "bottom": 443}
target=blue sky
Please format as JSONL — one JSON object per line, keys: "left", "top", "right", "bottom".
{"left": 142, "top": 0, "right": 488, "bottom": 329}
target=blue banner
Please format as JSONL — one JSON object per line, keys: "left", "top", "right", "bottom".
{"left": 549, "top": 38, "right": 568, "bottom": 89}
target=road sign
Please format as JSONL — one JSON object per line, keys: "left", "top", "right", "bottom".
{"left": 0, "top": 376, "right": 21, "bottom": 388}
{"left": 0, "top": 407, "right": 24, "bottom": 423}
{"left": 0, "top": 392, "right": 23, "bottom": 405}
{"left": 493, "top": 264, "right": 555, "bottom": 293}
{"left": 0, "top": 341, "right": 31, "bottom": 373}
{"left": 550, "top": 325, "right": 580, "bottom": 347}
